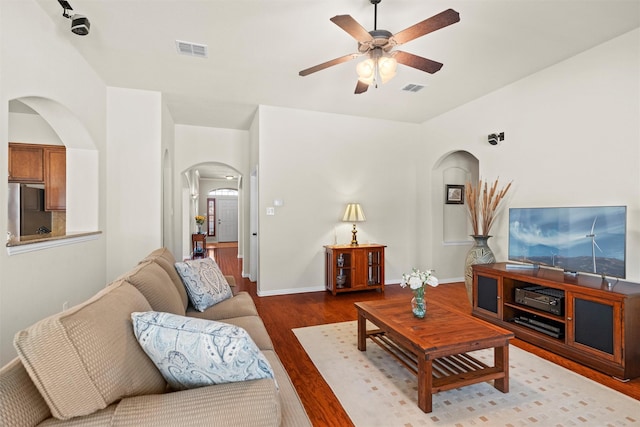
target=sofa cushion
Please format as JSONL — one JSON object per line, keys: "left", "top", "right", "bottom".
{"left": 262, "top": 350, "right": 312, "bottom": 427}
{"left": 132, "top": 312, "right": 275, "bottom": 391}
{"left": 112, "top": 379, "right": 281, "bottom": 427}
{"left": 186, "top": 291, "right": 259, "bottom": 321}
{"left": 141, "top": 248, "right": 189, "bottom": 311}
{"left": 189, "top": 314, "right": 274, "bottom": 351}
{"left": 174, "top": 258, "right": 233, "bottom": 311}
{"left": 120, "top": 260, "right": 185, "bottom": 315}
{"left": 0, "top": 358, "right": 51, "bottom": 427}
{"left": 13, "top": 280, "right": 167, "bottom": 420}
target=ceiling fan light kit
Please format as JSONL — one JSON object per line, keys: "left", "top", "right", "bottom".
{"left": 299, "top": 0, "right": 460, "bottom": 94}
{"left": 356, "top": 50, "right": 397, "bottom": 86}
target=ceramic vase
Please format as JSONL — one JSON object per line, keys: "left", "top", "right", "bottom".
{"left": 464, "top": 235, "right": 496, "bottom": 305}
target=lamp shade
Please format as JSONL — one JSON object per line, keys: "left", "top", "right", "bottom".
{"left": 342, "top": 203, "right": 366, "bottom": 222}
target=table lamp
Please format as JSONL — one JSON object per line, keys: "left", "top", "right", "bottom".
{"left": 342, "top": 203, "right": 366, "bottom": 245}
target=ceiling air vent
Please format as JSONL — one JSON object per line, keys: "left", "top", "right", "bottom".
{"left": 176, "top": 40, "right": 208, "bottom": 58}
{"left": 401, "top": 83, "right": 426, "bottom": 93}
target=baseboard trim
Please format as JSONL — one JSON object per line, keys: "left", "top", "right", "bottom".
{"left": 257, "top": 285, "right": 325, "bottom": 297}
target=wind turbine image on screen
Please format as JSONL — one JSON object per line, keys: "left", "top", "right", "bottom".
{"left": 586, "top": 216, "right": 602, "bottom": 274}
{"left": 508, "top": 206, "right": 626, "bottom": 279}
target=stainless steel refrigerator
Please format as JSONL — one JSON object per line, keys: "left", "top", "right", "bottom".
{"left": 7, "top": 183, "right": 52, "bottom": 237}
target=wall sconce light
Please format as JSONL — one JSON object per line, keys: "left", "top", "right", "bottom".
{"left": 342, "top": 203, "right": 366, "bottom": 245}
{"left": 488, "top": 132, "right": 505, "bottom": 145}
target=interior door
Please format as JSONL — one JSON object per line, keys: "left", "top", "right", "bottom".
{"left": 217, "top": 198, "right": 238, "bottom": 242}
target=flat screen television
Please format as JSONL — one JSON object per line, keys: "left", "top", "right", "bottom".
{"left": 509, "top": 206, "right": 626, "bottom": 278}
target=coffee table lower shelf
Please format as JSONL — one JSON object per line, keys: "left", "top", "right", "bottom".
{"left": 367, "top": 329, "right": 508, "bottom": 404}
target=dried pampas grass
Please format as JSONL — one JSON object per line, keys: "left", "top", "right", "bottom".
{"left": 465, "top": 178, "right": 512, "bottom": 236}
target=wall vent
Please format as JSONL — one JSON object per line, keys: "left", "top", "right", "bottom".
{"left": 401, "top": 83, "right": 426, "bottom": 93}
{"left": 176, "top": 40, "right": 208, "bottom": 58}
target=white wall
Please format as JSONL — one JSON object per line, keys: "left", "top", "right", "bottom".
{"left": 105, "top": 87, "right": 163, "bottom": 280}
{"left": 8, "top": 112, "right": 63, "bottom": 144}
{"left": 256, "top": 106, "right": 421, "bottom": 295}
{"left": 419, "top": 29, "right": 640, "bottom": 282}
{"left": 0, "top": 0, "right": 107, "bottom": 364}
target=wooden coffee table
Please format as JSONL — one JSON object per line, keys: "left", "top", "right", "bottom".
{"left": 355, "top": 299, "right": 514, "bottom": 413}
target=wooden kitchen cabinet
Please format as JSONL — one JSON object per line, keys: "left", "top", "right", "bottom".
{"left": 324, "top": 244, "right": 385, "bottom": 295}
{"left": 44, "top": 146, "right": 66, "bottom": 211}
{"left": 8, "top": 143, "right": 44, "bottom": 183}
{"left": 7, "top": 142, "right": 66, "bottom": 211}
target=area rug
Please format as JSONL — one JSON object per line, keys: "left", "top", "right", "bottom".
{"left": 293, "top": 321, "right": 640, "bottom": 427}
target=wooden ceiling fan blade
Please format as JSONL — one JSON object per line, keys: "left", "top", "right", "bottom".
{"left": 299, "top": 53, "right": 360, "bottom": 76}
{"left": 394, "top": 51, "right": 443, "bottom": 74}
{"left": 330, "top": 15, "right": 374, "bottom": 43}
{"left": 354, "top": 80, "right": 369, "bottom": 94}
{"left": 391, "top": 9, "right": 460, "bottom": 46}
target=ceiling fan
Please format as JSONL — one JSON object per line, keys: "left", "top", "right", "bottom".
{"left": 299, "top": 0, "right": 460, "bottom": 94}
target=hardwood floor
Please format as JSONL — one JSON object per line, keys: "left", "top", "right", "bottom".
{"left": 211, "top": 245, "right": 640, "bottom": 426}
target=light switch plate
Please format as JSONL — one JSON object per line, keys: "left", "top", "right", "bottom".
{"left": 266, "top": 207, "right": 275, "bottom": 216}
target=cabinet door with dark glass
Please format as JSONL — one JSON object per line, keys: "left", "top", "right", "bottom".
{"left": 365, "top": 247, "right": 383, "bottom": 287}
{"left": 566, "top": 292, "right": 622, "bottom": 364}
{"left": 473, "top": 271, "right": 502, "bottom": 319}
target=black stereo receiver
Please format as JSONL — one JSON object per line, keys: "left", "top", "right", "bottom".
{"left": 514, "top": 286, "right": 564, "bottom": 316}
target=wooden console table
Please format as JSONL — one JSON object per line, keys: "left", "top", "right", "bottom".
{"left": 191, "top": 233, "right": 206, "bottom": 259}
{"left": 324, "top": 244, "right": 385, "bottom": 295}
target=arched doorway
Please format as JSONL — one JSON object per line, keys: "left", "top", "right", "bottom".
{"left": 180, "top": 162, "right": 242, "bottom": 257}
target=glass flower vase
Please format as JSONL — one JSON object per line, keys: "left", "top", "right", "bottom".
{"left": 411, "top": 290, "right": 426, "bottom": 318}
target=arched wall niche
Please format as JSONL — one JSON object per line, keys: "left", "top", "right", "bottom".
{"left": 10, "top": 96, "right": 99, "bottom": 233}
{"left": 433, "top": 150, "right": 479, "bottom": 242}
{"left": 430, "top": 150, "right": 479, "bottom": 280}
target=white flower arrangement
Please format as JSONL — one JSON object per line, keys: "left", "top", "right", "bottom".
{"left": 400, "top": 268, "right": 439, "bottom": 297}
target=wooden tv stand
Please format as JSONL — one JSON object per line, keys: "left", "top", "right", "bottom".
{"left": 472, "top": 263, "right": 640, "bottom": 380}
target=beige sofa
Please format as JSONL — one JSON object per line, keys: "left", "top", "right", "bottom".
{"left": 0, "top": 248, "right": 311, "bottom": 427}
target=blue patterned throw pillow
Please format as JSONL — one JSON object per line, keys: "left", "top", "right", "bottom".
{"left": 174, "top": 257, "right": 233, "bottom": 311}
{"left": 131, "top": 311, "right": 275, "bottom": 390}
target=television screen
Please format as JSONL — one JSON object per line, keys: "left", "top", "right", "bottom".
{"left": 509, "top": 206, "right": 626, "bottom": 278}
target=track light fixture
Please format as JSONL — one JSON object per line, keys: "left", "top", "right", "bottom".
{"left": 57, "top": 0, "right": 90, "bottom": 36}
